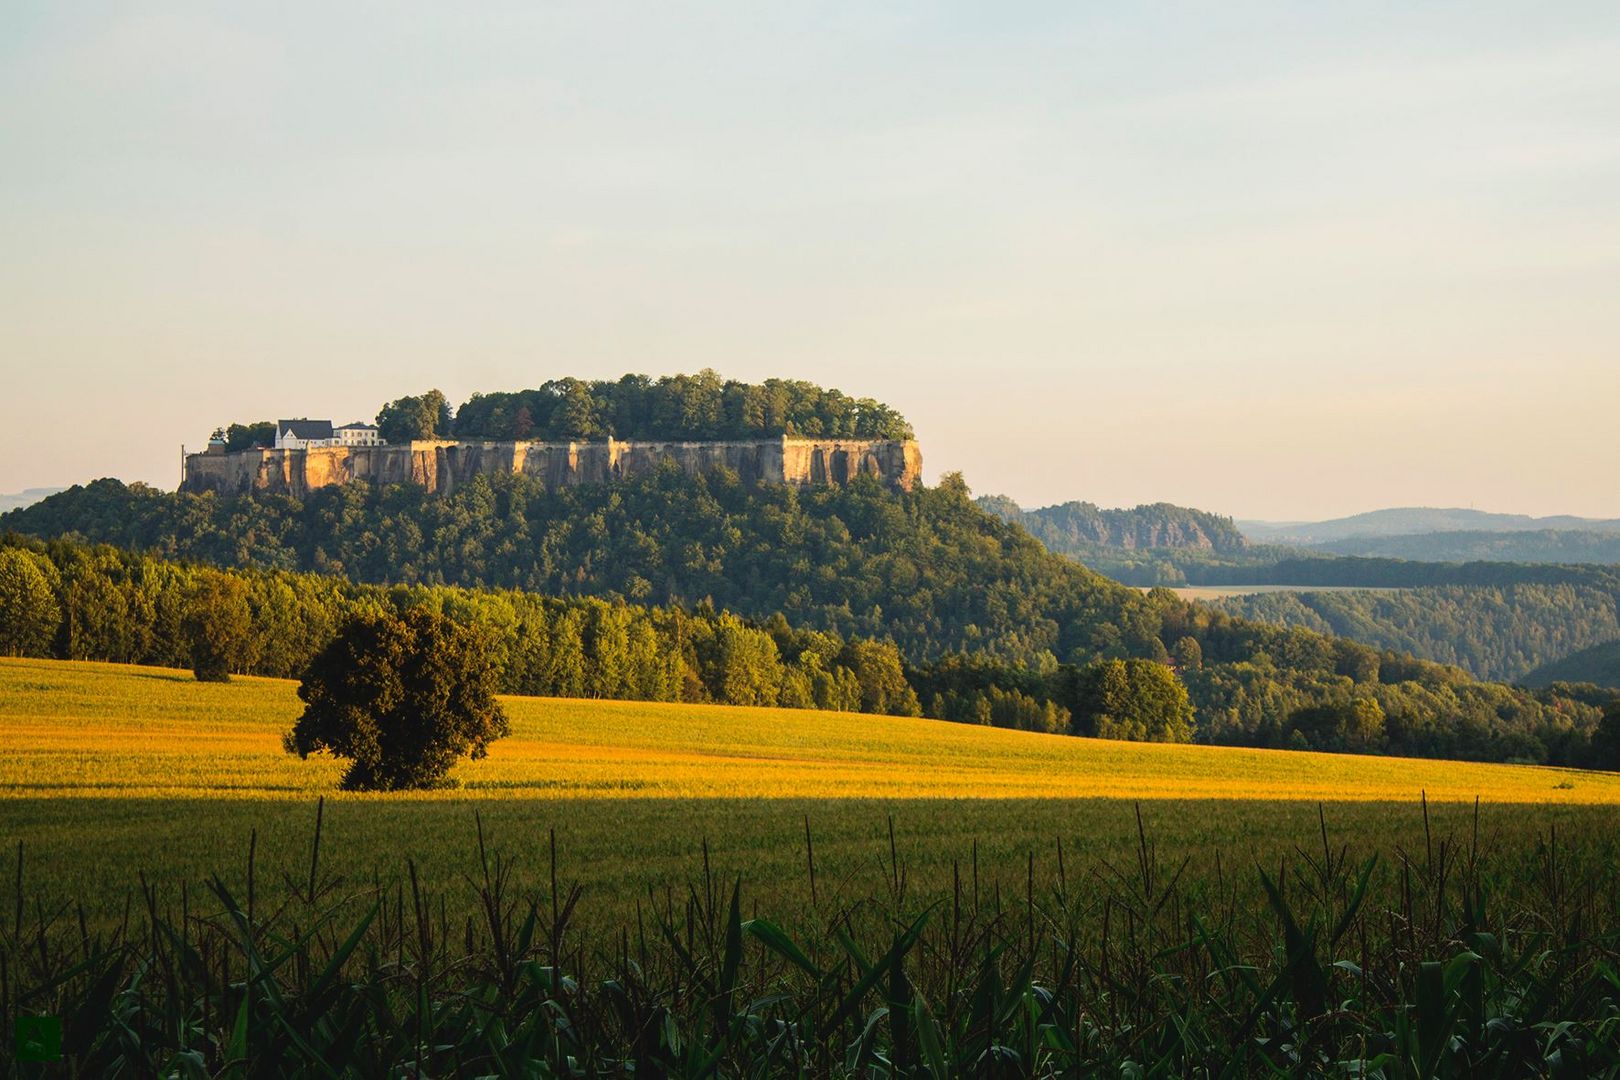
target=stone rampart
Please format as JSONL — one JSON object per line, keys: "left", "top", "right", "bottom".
{"left": 182, "top": 437, "right": 922, "bottom": 498}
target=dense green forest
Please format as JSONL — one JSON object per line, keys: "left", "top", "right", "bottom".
{"left": 452, "top": 372, "right": 914, "bottom": 441}
{"left": 6, "top": 473, "right": 1617, "bottom": 765}
{"left": 0, "top": 536, "right": 926, "bottom": 718}
{"left": 1523, "top": 639, "right": 1620, "bottom": 690}
{"left": 223, "top": 372, "right": 915, "bottom": 446}
{"left": 976, "top": 495, "right": 1249, "bottom": 555}
{"left": 1210, "top": 585, "right": 1620, "bottom": 683}
{"left": 4, "top": 471, "right": 1154, "bottom": 666}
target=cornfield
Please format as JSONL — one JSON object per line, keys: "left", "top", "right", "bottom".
{"left": 6, "top": 797, "right": 1620, "bottom": 1076}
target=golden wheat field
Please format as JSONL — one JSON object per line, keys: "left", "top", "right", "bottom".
{"left": 5, "top": 656, "right": 1620, "bottom": 936}
{"left": 2, "top": 657, "right": 1615, "bottom": 803}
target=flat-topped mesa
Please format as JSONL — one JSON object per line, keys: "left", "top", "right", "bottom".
{"left": 182, "top": 437, "right": 923, "bottom": 498}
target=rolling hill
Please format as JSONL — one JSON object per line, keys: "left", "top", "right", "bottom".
{"left": 1240, "top": 507, "right": 1620, "bottom": 545}
{"left": 1522, "top": 639, "right": 1620, "bottom": 690}
{"left": 6, "top": 656, "right": 1614, "bottom": 804}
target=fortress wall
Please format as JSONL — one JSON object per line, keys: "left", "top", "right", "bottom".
{"left": 182, "top": 437, "right": 922, "bottom": 498}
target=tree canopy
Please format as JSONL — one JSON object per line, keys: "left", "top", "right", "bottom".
{"left": 183, "top": 574, "right": 255, "bottom": 682}
{"left": 451, "top": 372, "right": 914, "bottom": 442}
{"left": 0, "top": 547, "right": 58, "bottom": 657}
{"left": 376, "top": 390, "right": 453, "bottom": 444}
{"left": 1071, "top": 658, "right": 1197, "bottom": 743}
{"left": 285, "top": 608, "right": 509, "bottom": 791}
{"left": 212, "top": 373, "right": 913, "bottom": 449}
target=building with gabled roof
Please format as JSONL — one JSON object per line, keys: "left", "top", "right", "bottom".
{"left": 274, "top": 419, "right": 335, "bottom": 449}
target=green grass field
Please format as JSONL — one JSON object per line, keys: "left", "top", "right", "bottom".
{"left": 4, "top": 656, "right": 1619, "bottom": 939}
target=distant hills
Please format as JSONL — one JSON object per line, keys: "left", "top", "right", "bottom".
{"left": 0, "top": 488, "right": 65, "bottom": 514}
{"left": 979, "top": 500, "right": 1620, "bottom": 567}
{"left": 977, "top": 493, "right": 1620, "bottom": 685}
{"left": 1316, "top": 530, "right": 1620, "bottom": 564}
{"left": 1241, "top": 507, "right": 1620, "bottom": 546}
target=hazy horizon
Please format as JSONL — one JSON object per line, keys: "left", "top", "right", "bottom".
{"left": 3, "top": 3, "right": 1618, "bottom": 519}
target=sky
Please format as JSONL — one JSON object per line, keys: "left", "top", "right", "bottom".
{"left": 2, "top": 2, "right": 1618, "bottom": 521}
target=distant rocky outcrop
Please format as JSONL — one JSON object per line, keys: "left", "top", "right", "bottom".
{"left": 182, "top": 437, "right": 922, "bottom": 498}
{"left": 978, "top": 495, "right": 1249, "bottom": 554}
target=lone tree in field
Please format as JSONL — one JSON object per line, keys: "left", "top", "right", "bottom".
{"left": 183, "top": 574, "right": 255, "bottom": 682}
{"left": 285, "top": 608, "right": 509, "bottom": 791}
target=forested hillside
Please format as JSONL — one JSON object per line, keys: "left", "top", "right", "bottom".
{"left": 1210, "top": 585, "right": 1620, "bottom": 682}
{"left": 986, "top": 496, "right": 1620, "bottom": 686}
{"left": 977, "top": 496, "right": 1249, "bottom": 555}
{"left": 6, "top": 473, "right": 1617, "bottom": 765}
{"left": 5, "top": 472, "right": 1148, "bottom": 665}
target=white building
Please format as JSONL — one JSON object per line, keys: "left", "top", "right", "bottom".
{"left": 273, "top": 419, "right": 385, "bottom": 449}
{"left": 334, "top": 422, "right": 382, "bottom": 446}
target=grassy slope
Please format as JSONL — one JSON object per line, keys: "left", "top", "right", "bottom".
{"left": 6, "top": 657, "right": 1620, "bottom": 936}
{"left": 3, "top": 657, "right": 1616, "bottom": 803}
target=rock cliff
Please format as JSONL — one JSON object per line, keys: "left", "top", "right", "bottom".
{"left": 976, "top": 496, "right": 1249, "bottom": 554}
{"left": 183, "top": 437, "right": 922, "bottom": 498}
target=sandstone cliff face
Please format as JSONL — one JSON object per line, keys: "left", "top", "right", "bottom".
{"left": 975, "top": 495, "right": 1249, "bottom": 554}
{"left": 183, "top": 438, "right": 922, "bottom": 498}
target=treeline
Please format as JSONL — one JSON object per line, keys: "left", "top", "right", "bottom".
{"left": 220, "top": 372, "right": 915, "bottom": 447}
{"left": 7, "top": 473, "right": 1619, "bottom": 766}
{"left": 1212, "top": 584, "right": 1620, "bottom": 682}
{"left": 977, "top": 495, "right": 1250, "bottom": 555}
{"left": 0, "top": 537, "right": 924, "bottom": 717}
{"left": 451, "top": 372, "right": 914, "bottom": 441}
{"left": 0, "top": 535, "right": 1232, "bottom": 744}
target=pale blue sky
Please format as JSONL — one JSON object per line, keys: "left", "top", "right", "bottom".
{"left": 2, "top": 2, "right": 1617, "bottom": 518}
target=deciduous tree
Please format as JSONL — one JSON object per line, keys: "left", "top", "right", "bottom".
{"left": 184, "top": 574, "right": 256, "bottom": 682}
{"left": 286, "top": 609, "right": 509, "bottom": 791}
